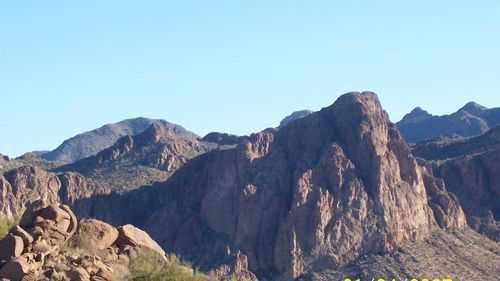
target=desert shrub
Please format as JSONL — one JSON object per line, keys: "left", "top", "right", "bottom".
{"left": 130, "top": 252, "right": 216, "bottom": 281}
{"left": 0, "top": 215, "right": 20, "bottom": 238}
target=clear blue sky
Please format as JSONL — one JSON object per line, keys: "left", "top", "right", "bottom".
{"left": 1, "top": 1, "right": 499, "bottom": 157}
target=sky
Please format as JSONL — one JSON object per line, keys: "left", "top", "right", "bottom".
{"left": 1, "top": 1, "right": 499, "bottom": 157}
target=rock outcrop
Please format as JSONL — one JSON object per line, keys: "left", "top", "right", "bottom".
{"left": 277, "top": 110, "right": 313, "bottom": 129}
{"left": 201, "top": 132, "right": 249, "bottom": 146}
{"left": 81, "top": 92, "right": 466, "bottom": 280}
{"left": 41, "top": 117, "right": 199, "bottom": 163}
{"left": 396, "top": 102, "right": 500, "bottom": 143}
{"left": 56, "top": 123, "right": 216, "bottom": 192}
{"left": 0, "top": 165, "right": 109, "bottom": 220}
{"left": 0, "top": 201, "right": 170, "bottom": 281}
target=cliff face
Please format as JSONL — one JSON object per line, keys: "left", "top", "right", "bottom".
{"left": 80, "top": 92, "right": 465, "bottom": 280}
{"left": 0, "top": 165, "right": 110, "bottom": 220}
{"left": 433, "top": 150, "right": 500, "bottom": 241}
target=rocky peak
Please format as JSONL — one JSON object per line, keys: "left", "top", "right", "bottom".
{"left": 399, "top": 106, "right": 432, "bottom": 125}
{"left": 459, "top": 101, "right": 488, "bottom": 115}
{"left": 91, "top": 91, "right": 465, "bottom": 280}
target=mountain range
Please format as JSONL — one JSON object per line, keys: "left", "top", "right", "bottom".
{"left": 0, "top": 92, "right": 498, "bottom": 281}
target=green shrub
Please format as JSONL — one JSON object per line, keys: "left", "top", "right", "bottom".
{"left": 0, "top": 215, "right": 20, "bottom": 238}
{"left": 130, "top": 252, "right": 216, "bottom": 281}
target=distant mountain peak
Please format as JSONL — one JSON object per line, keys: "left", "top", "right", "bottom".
{"left": 399, "top": 106, "right": 432, "bottom": 125}
{"left": 459, "top": 101, "right": 488, "bottom": 114}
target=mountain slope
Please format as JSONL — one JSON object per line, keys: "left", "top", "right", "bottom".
{"left": 56, "top": 123, "right": 216, "bottom": 192}
{"left": 42, "top": 117, "right": 198, "bottom": 163}
{"left": 297, "top": 228, "right": 499, "bottom": 281}
{"left": 396, "top": 102, "right": 500, "bottom": 143}
{"left": 76, "top": 92, "right": 466, "bottom": 280}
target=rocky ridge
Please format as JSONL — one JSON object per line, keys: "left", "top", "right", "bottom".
{"left": 56, "top": 123, "right": 216, "bottom": 192}
{"left": 42, "top": 118, "right": 198, "bottom": 163}
{"left": 396, "top": 102, "right": 500, "bottom": 143}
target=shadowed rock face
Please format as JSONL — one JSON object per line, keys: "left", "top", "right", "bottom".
{"left": 41, "top": 117, "right": 198, "bottom": 163}
{"left": 396, "top": 102, "right": 500, "bottom": 143}
{"left": 0, "top": 165, "right": 110, "bottom": 220}
{"left": 80, "top": 92, "right": 465, "bottom": 280}
{"left": 408, "top": 125, "right": 500, "bottom": 241}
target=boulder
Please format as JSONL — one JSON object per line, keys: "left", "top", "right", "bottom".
{"left": 10, "top": 226, "right": 33, "bottom": 248}
{"left": 115, "top": 225, "right": 165, "bottom": 258}
{"left": 0, "top": 256, "right": 33, "bottom": 281}
{"left": 0, "top": 235, "right": 24, "bottom": 262}
{"left": 19, "top": 200, "right": 47, "bottom": 228}
{"left": 39, "top": 205, "right": 70, "bottom": 223}
{"left": 72, "top": 219, "right": 118, "bottom": 250}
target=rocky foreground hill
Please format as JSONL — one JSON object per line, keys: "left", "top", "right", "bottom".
{"left": 0, "top": 201, "right": 219, "bottom": 281}
{"left": 396, "top": 102, "right": 500, "bottom": 143}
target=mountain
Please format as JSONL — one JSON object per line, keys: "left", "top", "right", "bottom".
{"left": 56, "top": 123, "right": 216, "bottom": 192}
{"left": 396, "top": 102, "right": 500, "bottom": 143}
{"left": 41, "top": 117, "right": 198, "bottom": 163}
{"left": 278, "top": 110, "right": 313, "bottom": 129}
{"left": 410, "top": 125, "right": 500, "bottom": 241}
{"left": 75, "top": 92, "right": 468, "bottom": 280}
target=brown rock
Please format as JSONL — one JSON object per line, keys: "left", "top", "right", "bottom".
{"left": 0, "top": 234, "right": 24, "bottom": 261}
{"left": 10, "top": 226, "right": 34, "bottom": 248}
{"left": 71, "top": 219, "right": 118, "bottom": 250}
{"left": 115, "top": 225, "right": 165, "bottom": 258}
{"left": 66, "top": 267, "right": 90, "bottom": 281}
{"left": 39, "top": 204, "right": 70, "bottom": 222}
{"left": 19, "top": 200, "right": 48, "bottom": 228}
{"left": 0, "top": 256, "right": 32, "bottom": 281}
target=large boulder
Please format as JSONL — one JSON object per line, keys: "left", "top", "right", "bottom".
{"left": 115, "top": 224, "right": 166, "bottom": 258}
{"left": 0, "top": 234, "right": 24, "bottom": 262}
{"left": 71, "top": 219, "right": 118, "bottom": 250}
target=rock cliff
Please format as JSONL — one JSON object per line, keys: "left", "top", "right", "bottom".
{"left": 81, "top": 92, "right": 466, "bottom": 280}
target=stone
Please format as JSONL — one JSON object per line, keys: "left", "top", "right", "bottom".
{"left": 0, "top": 256, "right": 32, "bottom": 281}
{"left": 10, "top": 226, "right": 34, "bottom": 247}
{"left": 72, "top": 219, "right": 118, "bottom": 250}
{"left": 19, "top": 200, "right": 48, "bottom": 228}
{"left": 115, "top": 225, "right": 165, "bottom": 258}
{"left": 0, "top": 234, "right": 24, "bottom": 261}
{"left": 39, "top": 205, "right": 70, "bottom": 223}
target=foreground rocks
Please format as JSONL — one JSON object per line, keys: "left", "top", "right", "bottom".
{"left": 0, "top": 201, "right": 169, "bottom": 281}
